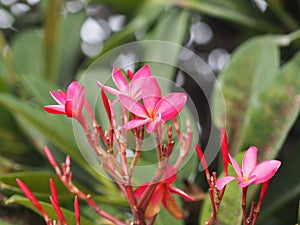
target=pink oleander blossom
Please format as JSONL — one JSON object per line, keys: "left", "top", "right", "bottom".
{"left": 97, "top": 65, "right": 154, "bottom": 100}
{"left": 134, "top": 165, "right": 194, "bottom": 219}
{"left": 216, "top": 146, "right": 281, "bottom": 190}
{"left": 44, "top": 81, "right": 85, "bottom": 118}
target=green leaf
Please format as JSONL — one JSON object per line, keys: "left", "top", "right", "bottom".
{"left": 212, "top": 35, "right": 280, "bottom": 155}
{"left": 177, "top": 0, "right": 280, "bottom": 32}
{"left": 143, "top": 8, "right": 189, "bottom": 81}
{"left": 90, "top": 0, "right": 165, "bottom": 61}
{"left": 237, "top": 52, "right": 300, "bottom": 160}
{"left": 6, "top": 195, "right": 94, "bottom": 225}
{"left": 44, "top": 0, "right": 61, "bottom": 82}
{"left": 11, "top": 29, "right": 45, "bottom": 77}
{"left": 0, "top": 172, "right": 72, "bottom": 201}
{"left": 258, "top": 147, "right": 300, "bottom": 222}
{"left": 200, "top": 152, "right": 244, "bottom": 225}
{"left": 298, "top": 201, "right": 300, "bottom": 224}
{"left": 0, "top": 93, "right": 78, "bottom": 160}
{"left": 20, "top": 75, "right": 58, "bottom": 106}
{"left": 0, "top": 93, "right": 118, "bottom": 194}
{"left": 57, "top": 10, "right": 86, "bottom": 84}
{"left": 0, "top": 155, "right": 24, "bottom": 174}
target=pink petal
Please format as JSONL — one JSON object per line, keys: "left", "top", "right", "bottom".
{"left": 97, "top": 81, "right": 120, "bottom": 96}
{"left": 134, "top": 181, "right": 150, "bottom": 198}
{"left": 130, "top": 77, "right": 161, "bottom": 105}
{"left": 132, "top": 64, "right": 152, "bottom": 80}
{"left": 74, "top": 86, "right": 85, "bottom": 114}
{"left": 154, "top": 92, "right": 187, "bottom": 121}
{"left": 242, "top": 146, "right": 258, "bottom": 175}
{"left": 163, "top": 165, "right": 177, "bottom": 184}
{"left": 119, "top": 94, "right": 148, "bottom": 117}
{"left": 50, "top": 90, "right": 66, "bottom": 105}
{"left": 169, "top": 186, "right": 195, "bottom": 201}
{"left": 67, "top": 81, "right": 80, "bottom": 99}
{"left": 140, "top": 77, "right": 161, "bottom": 112}
{"left": 127, "top": 69, "right": 134, "bottom": 80}
{"left": 216, "top": 176, "right": 236, "bottom": 190}
{"left": 44, "top": 105, "right": 65, "bottom": 114}
{"left": 146, "top": 114, "right": 161, "bottom": 133}
{"left": 238, "top": 176, "right": 257, "bottom": 188}
{"left": 229, "top": 154, "right": 242, "bottom": 178}
{"left": 252, "top": 160, "right": 281, "bottom": 184}
{"left": 123, "top": 118, "right": 150, "bottom": 130}
{"left": 112, "top": 67, "right": 128, "bottom": 91}
{"left": 65, "top": 99, "right": 74, "bottom": 117}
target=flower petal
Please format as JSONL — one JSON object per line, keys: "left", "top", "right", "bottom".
{"left": 50, "top": 90, "right": 66, "bottom": 105}
{"left": 169, "top": 186, "right": 195, "bottom": 201}
{"left": 134, "top": 181, "right": 150, "bottom": 198}
{"left": 229, "top": 154, "right": 242, "bottom": 178}
{"left": 163, "top": 165, "right": 177, "bottom": 184}
{"left": 44, "top": 105, "right": 65, "bottom": 114}
{"left": 140, "top": 77, "right": 161, "bottom": 110}
{"left": 144, "top": 185, "right": 164, "bottom": 219}
{"left": 154, "top": 93, "right": 187, "bottom": 121}
{"left": 123, "top": 118, "right": 150, "bottom": 130}
{"left": 238, "top": 176, "right": 257, "bottom": 188}
{"left": 65, "top": 99, "right": 73, "bottom": 117}
{"left": 146, "top": 114, "right": 161, "bottom": 133}
{"left": 74, "top": 86, "right": 85, "bottom": 115}
{"left": 67, "top": 81, "right": 80, "bottom": 99}
{"left": 216, "top": 176, "right": 236, "bottom": 190}
{"left": 163, "top": 189, "right": 183, "bottom": 219}
{"left": 242, "top": 146, "right": 258, "bottom": 175}
{"left": 97, "top": 81, "right": 120, "bottom": 96}
{"left": 132, "top": 64, "right": 152, "bottom": 80}
{"left": 112, "top": 67, "right": 128, "bottom": 91}
{"left": 252, "top": 160, "right": 281, "bottom": 184}
{"left": 119, "top": 94, "right": 148, "bottom": 117}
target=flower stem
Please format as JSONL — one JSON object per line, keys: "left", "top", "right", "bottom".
{"left": 242, "top": 187, "right": 249, "bottom": 225}
{"left": 251, "top": 181, "right": 270, "bottom": 225}
{"left": 136, "top": 160, "right": 169, "bottom": 212}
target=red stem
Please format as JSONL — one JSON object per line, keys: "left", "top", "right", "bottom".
{"left": 251, "top": 181, "right": 270, "bottom": 225}
{"left": 242, "top": 187, "right": 249, "bottom": 225}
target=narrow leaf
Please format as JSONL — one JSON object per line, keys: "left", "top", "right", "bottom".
{"left": 6, "top": 195, "right": 94, "bottom": 225}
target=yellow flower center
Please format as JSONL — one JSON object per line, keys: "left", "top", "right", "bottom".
{"left": 243, "top": 174, "right": 249, "bottom": 182}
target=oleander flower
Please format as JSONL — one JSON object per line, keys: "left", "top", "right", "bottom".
{"left": 134, "top": 165, "right": 194, "bottom": 219}
{"left": 44, "top": 81, "right": 85, "bottom": 119}
{"left": 216, "top": 146, "right": 281, "bottom": 190}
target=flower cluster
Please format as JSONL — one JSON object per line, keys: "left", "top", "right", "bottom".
{"left": 16, "top": 65, "right": 281, "bottom": 225}
{"left": 195, "top": 127, "right": 281, "bottom": 225}
{"left": 17, "top": 65, "right": 194, "bottom": 225}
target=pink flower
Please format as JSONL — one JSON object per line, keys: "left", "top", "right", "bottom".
{"left": 120, "top": 91, "right": 187, "bottom": 133}
{"left": 216, "top": 146, "right": 281, "bottom": 190}
{"left": 97, "top": 65, "right": 153, "bottom": 100}
{"left": 44, "top": 81, "right": 85, "bottom": 118}
{"left": 134, "top": 165, "right": 194, "bottom": 219}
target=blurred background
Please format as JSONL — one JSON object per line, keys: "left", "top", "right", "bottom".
{"left": 0, "top": 0, "right": 299, "bottom": 224}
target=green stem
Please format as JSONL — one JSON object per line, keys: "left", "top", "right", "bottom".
{"left": 277, "top": 29, "right": 300, "bottom": 46}
{"left": 267, "top": 0, "right": 299, "bottom": 31}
